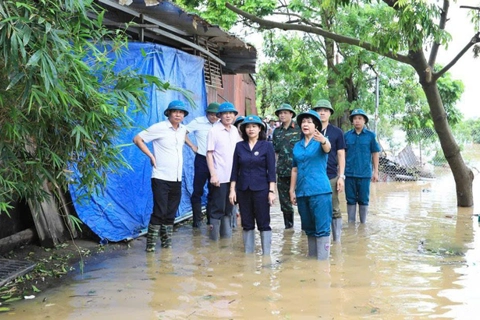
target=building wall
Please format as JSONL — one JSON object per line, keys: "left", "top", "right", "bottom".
{"left": 207, "top": 74, "right": 256, "bottom": 116}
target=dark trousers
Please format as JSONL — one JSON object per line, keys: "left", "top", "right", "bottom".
{"left": 345, "top": 177, "right": 371, "bottom": 205}
{"left": 208, "top": 182, "right": 233, "bottom": 220}
{"left": 191, "top": 154, "right": 211, "bottom": 204}
{"left": 150, "top": 178, "right": 182, "bottom": 225}
{"left": 277, "top": 176, "right": 294, "bottom": 215}
{"left": 237, "top": 188, "right": 271, "bottom": 231}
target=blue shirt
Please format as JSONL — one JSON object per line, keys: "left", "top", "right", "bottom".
{"left": 322, "top": 124, "right": 346, "bottom": 179}
{"left": 292, "top": 138, "right": 331, "bottom": 197}
{"left": 344, "top": 127, "right": 381, "bottom": 178}
{"left": 230, "top": 140, "right": 276, "bottom": 191}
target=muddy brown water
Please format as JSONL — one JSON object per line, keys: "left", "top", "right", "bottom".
{"left": 7, "top": 148, "right": 480, "bottom": 319}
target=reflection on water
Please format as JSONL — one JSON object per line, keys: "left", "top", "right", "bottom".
{"left": 7, "top": 150, "right": 480, "bottom": 319}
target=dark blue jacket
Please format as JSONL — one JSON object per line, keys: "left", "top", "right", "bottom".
{"left": 230, "top": 140, "right": 276, "bottom": 191}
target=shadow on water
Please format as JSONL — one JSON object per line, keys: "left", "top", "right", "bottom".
{"left": 8, "top": 147, "right": 480, "bottom": 319}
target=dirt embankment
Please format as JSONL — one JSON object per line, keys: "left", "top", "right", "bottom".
{"left": 0, "top": 239, "right": 131, "bottom": 311}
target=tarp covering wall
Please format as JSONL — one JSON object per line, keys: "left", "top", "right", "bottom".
{"left": 68, "top": 42, "right": 207, "bottom": 242}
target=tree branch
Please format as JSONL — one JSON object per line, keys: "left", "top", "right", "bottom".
{"left": 434, "top": 32, "right": 480, "bottom": 79}
{"left": 226, "top": 3, "right": 413, "bottom": 65}
{"left": 428, "top": 0, "right": 449, "bottom": 67}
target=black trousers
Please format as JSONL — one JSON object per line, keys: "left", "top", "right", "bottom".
{"left": 150, "top": 178, "right": 181, "bottom": 225}
{"left": 191, "top": 154, "right": 211, "bottom": 204}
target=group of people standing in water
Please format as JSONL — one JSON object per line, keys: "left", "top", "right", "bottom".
{"left": 133, "top": 99, "right": 380, "bottom": 261}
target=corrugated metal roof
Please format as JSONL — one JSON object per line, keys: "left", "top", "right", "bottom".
{"left": 95, "top": 0, "right": 257, "bottom": 74}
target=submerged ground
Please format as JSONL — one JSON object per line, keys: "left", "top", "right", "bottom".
{"left": 3, "top": 147, "right": 480, "bottom": 319}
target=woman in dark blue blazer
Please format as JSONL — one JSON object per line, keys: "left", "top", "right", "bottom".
{"left": 229, "top": 115, "right": 276, "bottom": 255}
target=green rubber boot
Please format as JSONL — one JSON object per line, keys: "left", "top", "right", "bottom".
{"left": 160, "top": 224, "right": 173, "bottom": 248}
{"left": 146, "top": 224, "right": 160, "bottom": 252}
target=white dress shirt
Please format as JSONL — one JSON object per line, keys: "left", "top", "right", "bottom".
{"left": 138, "top": 120, "right": 187, "bottom": 182}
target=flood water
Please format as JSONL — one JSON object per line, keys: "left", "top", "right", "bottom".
{"left": 7, "top": 148, "right": 480, "bottom": 319}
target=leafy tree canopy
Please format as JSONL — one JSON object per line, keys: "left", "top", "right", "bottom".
{"left": 0, "top": 0, "right": 183, "bottom": 214}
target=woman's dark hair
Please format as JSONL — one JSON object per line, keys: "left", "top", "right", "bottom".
{"left": 240, "top": 123, "right": 267, "bottom": 142}
{"left": 300, "top": 116, "right": 320, "bottom": 130}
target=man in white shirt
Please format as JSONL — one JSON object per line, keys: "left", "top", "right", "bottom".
{"left": 133, "top": 100, "right": 189, "bottom": 252}
{"left": 185, "top": 102, "right": 219, "bottom": 228}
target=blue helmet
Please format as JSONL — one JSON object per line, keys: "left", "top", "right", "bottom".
{"left": 234, "top": 115, "right": 245, "bottom": 127}
{"left": 349, "top": 108, "right": 369, "bottom": 124}
{"left": 296, "top": 109, "right": 323, "bottom": 131}
{"left": 163, "top": 100, "right": 189, "bottom": 117}
{"left": 240, "top": 115, "right": 266, "bottom": 131}
{"left": 216, "top": 102, "right": 238, "bottom": 117}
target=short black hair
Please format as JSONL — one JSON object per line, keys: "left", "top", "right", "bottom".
{"left": 240, "top": 124, "right": 267, "bottom": 142}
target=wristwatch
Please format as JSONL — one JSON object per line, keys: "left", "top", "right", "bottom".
{"left": 339, "top": 175, "right": 346, "bottom": 180}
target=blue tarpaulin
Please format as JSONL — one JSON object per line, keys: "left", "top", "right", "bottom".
{"left": 68, "top": 42, "right": 207, "bottom": 242}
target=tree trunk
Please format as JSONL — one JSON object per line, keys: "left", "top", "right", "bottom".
{"left": 422, "top": 82, "right": 474, "bottom": 206}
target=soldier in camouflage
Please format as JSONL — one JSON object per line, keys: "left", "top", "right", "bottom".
{"left": 272, "top": 103, "right": 301, "bottom": 229}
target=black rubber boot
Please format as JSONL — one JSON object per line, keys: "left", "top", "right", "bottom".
{"left": 191, "top": 202, "right": 203, "bottom": 228}
{"left": 283, "top": 213, "right": 294, "bottom": 229}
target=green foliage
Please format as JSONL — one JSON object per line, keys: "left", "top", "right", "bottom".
{"left": 0, "top": 1, "right": 176, "bottom": 214}
{"left": 257, "top": 33, "right": 329, "bottom": 116}
{"left": 176, "top": 0, "right": 276, "bottom": 30}
{"left": 455, "top": 118, "right": 480, "bottom": 144}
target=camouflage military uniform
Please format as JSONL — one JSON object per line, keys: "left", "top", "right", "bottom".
{"left": 272, "top": 120, "right": 301, "bottom": 228}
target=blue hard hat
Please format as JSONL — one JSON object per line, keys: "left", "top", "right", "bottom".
{"left": 216, "top": 102, "right": 238, "bottom": 117}
{"left": 296, "top": 109, "right": 323, "bottom": 131}
{"left": 234, "top": 116, "right": 245, "bottom": 127}
{"left": 349, "top": 108, "right": 369, "bottom": 123}
{"left": 163, "top": 100, "right": 189, "bottom": 117}
{"left": 240, "top": 115, "right": 265, "bottom": 131}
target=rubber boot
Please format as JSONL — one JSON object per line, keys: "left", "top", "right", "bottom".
{"left": 283, "top": 213, "right": 294, "bottom": 229}
{"left": 231, "top": 205, "right": 238, "bottom": 228}
{"left": 307, "top": 236, "right": 317, "bottom": 257}
{"left": 243, "top": 230, "right": 255, "bottom": 254}
{"left": 220, "top": 215, "right": 232, "bottom": 238}
{"left": 260, "top": 230, "right": 272, "bottom": 255}
{"left": 209, "top": 218, "right": 221, "bottom": 241}
{"left": 316, "top": 236, "right": 331, "bottom": 261}
{"left": 191, "top": 202, "right": 203, "bottom": 228}
{"left": 160, "top": 224, "right": 173, "bottom": 248}
{"left": 347, "top": 204, "right": 357, "bottom": 223}
{"left": 331, "top": 218, "right": 343, "bottom": 243}
{"left": 145, "top": 224, "right": 160, "bottom": 252}
{"left": 359, "top": 205, "right": 368, "bottom": 224}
